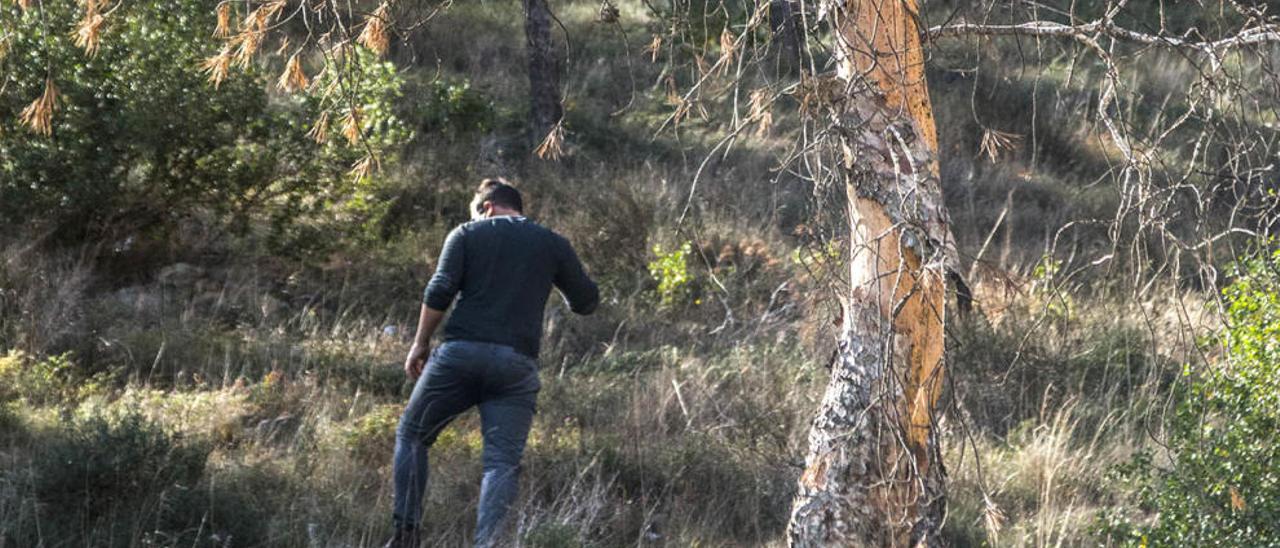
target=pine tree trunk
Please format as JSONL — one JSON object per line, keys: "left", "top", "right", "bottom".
{"left": 522, "top": 0, "right": 562, "bottom": 144}
{"left": 769, "top": 0, "right": 803, "bottom": 74}
{"left": 787, "top": 1, "right": 954, "bottom": 546}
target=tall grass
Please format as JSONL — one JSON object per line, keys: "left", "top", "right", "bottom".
{"left": 0, "top": 231, "right": 822, "bottom": 546}
{"left": 0, "top": 241, "right": 1199, "bottom": 547}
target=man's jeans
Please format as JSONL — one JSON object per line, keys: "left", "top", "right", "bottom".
{"left": 392, "top": 340, "right": 540, "bottom": 547}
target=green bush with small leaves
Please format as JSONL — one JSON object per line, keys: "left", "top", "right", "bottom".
{"left": 8, "top": 412, "right": 211, "bottom": 546}
{"left": 649, "top": 241, "right": 694, "bottom": 308}
{"left": 1111, "top": 245, "right": 1280, "bottom": 545}
{"left": 0, "top": 0, "right": 410, "bottom": 252}
{"left": 345, "top": 403, "right": 402, "bottom": 465}
{"left": 0, "top": 351, "right": 98, "bottom": 405}
{"left": 1030, "top": 254, "right": 1074, "bottom": 319}
{"left": 413, "top": 77, "right": 496, "bottom": 134}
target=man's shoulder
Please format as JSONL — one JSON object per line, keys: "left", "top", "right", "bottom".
{"left": 455, "top": 217, "right": 566, "bottom": 243}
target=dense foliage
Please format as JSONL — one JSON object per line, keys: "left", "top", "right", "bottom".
{"left": 0, "top": 0, "right": 409, "bottom": 250}
{"left": 1120, "top": 246, "right": 1280, "bottom": 545}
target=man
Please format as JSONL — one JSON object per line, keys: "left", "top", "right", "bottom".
{"left": 385, "top": 178, "right": 599, "bottom": 548}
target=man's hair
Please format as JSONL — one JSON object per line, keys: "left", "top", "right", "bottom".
{"left": 472, "top": 178, "right": 523, "bottom": 214}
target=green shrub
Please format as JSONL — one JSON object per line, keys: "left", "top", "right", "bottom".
{"left": 163, "top": 463, "right": 287, "bottom": 546}
{"left": 345, "top": 403, "right": 402, "bottom": 466}
{"left": 0, "top": 0, "right": 410, "bottom": 250}
{"left": 524, "top": 521, "right": 583, "bottom": 548}
{"left": 411, "top": 77, "right": 496, "bottom": 134}
{"left": 33, "top": 413, "right": 208, "bottom": 507}
{"left": 0, "top": 351, "right": 98, "bottom": 405}
{"left": 1116, "top": 246, "right": 1280, "bottom": 545}
{"left": 648, "top": 241, "right": 695, "bottom": 308}
{"left": 10, "top": 412, "right": 210, "bottom": 546}
{"left": 1029, "top": 254, "right": 1074, "bottom": 320}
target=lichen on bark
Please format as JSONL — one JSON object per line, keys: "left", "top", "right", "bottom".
{"left": 787, "top": 1, "right": 955, "bottom": 546}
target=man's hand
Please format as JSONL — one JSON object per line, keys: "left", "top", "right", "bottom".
{"left": 405, "top": 304, "right": 446, "bottom": 381}
{"left": 404, "top": 343, "right": 430, "bottom": 380}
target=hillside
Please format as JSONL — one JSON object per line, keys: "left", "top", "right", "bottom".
{"left": 1, "top": 0, "right": 1277, "bottom": 546}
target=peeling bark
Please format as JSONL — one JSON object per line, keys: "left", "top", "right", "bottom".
{"left": 788, "top": 1, "right": 955, "bottom": 546}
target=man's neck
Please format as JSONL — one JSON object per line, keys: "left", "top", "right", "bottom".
{"left": 487, "top": 207, "right": 522, "bottom": 218}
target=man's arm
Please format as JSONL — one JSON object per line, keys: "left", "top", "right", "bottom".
{"left": 553, "top": 236, "right": 599, "bottom": 315}
{"left": 406, "top": 227, "right": 465, "bottom": 379}
{"left": 423, "top": 226, "right": 466, "bottom": 311}
{"left": 404, "top": 304, "right": 445, "bottom": 379}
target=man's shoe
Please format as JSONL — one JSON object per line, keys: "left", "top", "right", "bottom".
{"left": 382, "top": 526, "right": 420, "bottom": 548}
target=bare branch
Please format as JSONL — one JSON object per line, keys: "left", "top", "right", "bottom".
{"left": 928, "top": 19, "right": 1280, "bottom": 54}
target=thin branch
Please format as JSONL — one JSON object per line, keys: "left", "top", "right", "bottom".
{"left": 928, "top": 19, "right": 1280, "bottom": 54}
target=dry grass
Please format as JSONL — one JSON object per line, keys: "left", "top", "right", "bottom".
{"left": 946, "top": 402, "right": 1141, "bottom": 547}
{"left": 941, "top": 292, "right": 1201, "bottom": 547}
{"left": 0, "top": 243, "right": 92, "bottom": 355}
{"left": 0, "top": 239, "right": 1192, "bottom": 546}
{"left": 0, "top": 230, "right": 819, "bottom": 546}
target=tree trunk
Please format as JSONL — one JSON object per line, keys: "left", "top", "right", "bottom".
{"left": 769, "top": 0, "right": 803, "bottom": 75}
{"left": 522, "top": 0, "right": 562, "bottom": 144}
{"left": 787, "top": 1, "right": 955, "bottom": 546}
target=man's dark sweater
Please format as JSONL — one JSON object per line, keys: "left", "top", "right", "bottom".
{"left": 423, "top": 215, "right": 599, "bottom": 358}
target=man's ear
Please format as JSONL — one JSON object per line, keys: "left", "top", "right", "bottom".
{"left": 481, "top": 201, "right": 493, "bottom": 217}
